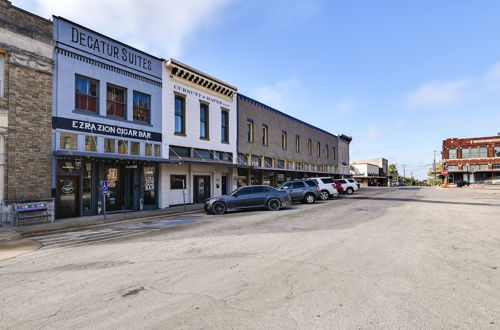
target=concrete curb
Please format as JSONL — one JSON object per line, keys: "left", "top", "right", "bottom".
{"left": 0, "top": 237, "right": 41, "bottom": 261}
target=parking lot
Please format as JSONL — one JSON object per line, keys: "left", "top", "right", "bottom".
{"left": 1, "top": 186, "right": 499, "bottom": 329}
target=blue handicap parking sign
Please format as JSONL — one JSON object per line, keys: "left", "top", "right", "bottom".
{"left": 102, "top": 181, "right": 108, "bottom": 194}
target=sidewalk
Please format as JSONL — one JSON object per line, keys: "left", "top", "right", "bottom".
{"left": 0, "top": 204, "right": 204, "bottom": 260}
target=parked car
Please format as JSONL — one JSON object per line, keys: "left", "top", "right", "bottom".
{"left": 204, "top": 185, "right": 291, "bottom": 215}
{"left": 279, "top": 180, "right": 321, "bottom": 204}
{"left": 304, "top": 177, "right": 339, "bottom": 200}
{"left": 347, "top": 178, "right": 360, "bottom": 189}
{"left": 335, "top": 179, "right": 359, "bottom": 195}
{"left": 485, "top": 176, "right": 500, "bottom": 185}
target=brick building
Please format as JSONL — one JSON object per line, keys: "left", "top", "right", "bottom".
{"left": 0, "top": 0, "right": 53, "bottom": 205}
{"left": 442, "top": 134, "right": 500, "bottom": 183}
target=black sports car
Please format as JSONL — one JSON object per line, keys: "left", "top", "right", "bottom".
{"left": 204, "top": 185, "right": 291, "bottom": 215}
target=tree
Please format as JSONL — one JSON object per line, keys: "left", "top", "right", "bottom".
{"left": 427, "top": 163, "right": 443, "bottom": 185}
{"left": 388, "top": 164, "right": 399, "bottom": 181}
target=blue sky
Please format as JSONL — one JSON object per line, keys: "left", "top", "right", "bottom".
{"left": 14, "top": 0, "right": 500, "bottom": 179}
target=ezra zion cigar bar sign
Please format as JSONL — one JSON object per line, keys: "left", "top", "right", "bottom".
{"left": 52, "top": 117, "right": 162, "bottom": 142}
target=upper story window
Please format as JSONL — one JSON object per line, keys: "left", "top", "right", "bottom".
{"left": 281, "top": 131, "right": 287, "bottom": 150}
{"left": 332, "top": 147, "right": 336, "bottom": 160}
{"left": 0, "top": 52, "right": 4, "bottom": 98}
{"left": 200, "top": 103, "right": 209, "bottom": 139}
{"left": 246, "top": 120, "right": 254, "bottom": 143}
{"left": 448, "top": 148, "right": 457, "bottom": 159}
{"left": 317, "top": 142, "right": 321, "bottom": 157}
{"left": 133, "top": 91, "right": 150, "bottom": 123}
{"left": 262, "top": 125, "right": 268, "bottom": 146}
{"left": 326, "top": 144, "right": 329, "bottom": 158}
{"left": 175, "top": 96, "right": 186, "bottom": 134}
{"left": 308, "top": 139, "right": 312, "bottom": 155}
{"left": 494, "top": 146, "right": 500, "bottom": 157}
{"left": 75, "top": 75, "right": 98, "bottom": 112}
{"left": 479, "top": 147, "right": 487, "bottom": 158}
{"left": 107, "top": 85, "right": 126, "bottom": 118}
{"left": 221, "top": 110, "right": 229, "bottom": 143}
{"left": 295, "top": 136, "right": 300, "bottom": 153}
{"left": 463, "top": 147, "right": 487, "bottom": 158}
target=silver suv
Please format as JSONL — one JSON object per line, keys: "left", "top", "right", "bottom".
{"left": 279, "top": 180, "right": 321, "bottom": 204}
{"left": 305, "top": 177, "right": 339, "bottom": 200}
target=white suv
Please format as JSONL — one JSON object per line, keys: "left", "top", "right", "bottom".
{"left": 336, "top": 179, "right": 359, "bottom": 195}
{"left": 305, "top": 177, "right": 339, "bottom": 200}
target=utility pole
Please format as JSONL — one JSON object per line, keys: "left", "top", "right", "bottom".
{"left": 403, "top": 164, "right": 406, "bottom": 180}
{"left": 433, "top": 150, "right": 437, "bottom": 185}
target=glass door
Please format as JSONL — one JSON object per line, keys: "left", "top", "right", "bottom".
{"left": 56, "top": 176, "right": 80, "bottom": 218}
{"left": 143, "top": 166, "right": 157, "bottom": 208}
{"left": 105, "top": 165, "right": 121, "bottom": 211}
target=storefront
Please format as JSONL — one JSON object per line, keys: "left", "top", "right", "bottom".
{"left": 52, "top": 17, "right": 164, "bottom": 218}
{"left": 54, "top": 152, "right": 173, "bottom": 218}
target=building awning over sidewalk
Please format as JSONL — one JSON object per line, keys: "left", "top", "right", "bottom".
{"left": 53, "top": 150, "right": 181, "bottom": 164}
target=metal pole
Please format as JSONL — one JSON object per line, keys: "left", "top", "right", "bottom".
{"left": 182, "top": 179, "right": 186, "bottom": 211}
{"left": 103, "top": 188, "right": 107, "bottom": 223}
{"left": 433, "top": 150, "right": 437, "bottom": 185}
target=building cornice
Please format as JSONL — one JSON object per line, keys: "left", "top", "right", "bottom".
{"left": 166, "top": 58, "right": 237, "bottom": 100}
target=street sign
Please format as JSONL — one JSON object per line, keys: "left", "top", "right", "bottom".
{"left": 442, "top": 170, "right": 449, "bottom": 176}
{"left": 102, "top": 180, "right": 108, "bottom": 194}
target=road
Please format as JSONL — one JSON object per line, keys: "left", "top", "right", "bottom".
{"left": 1, "top": 187, "right": 499, "bottom": 329}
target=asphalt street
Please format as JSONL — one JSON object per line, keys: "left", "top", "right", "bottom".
{"left": 1, "top": 187, "right": 499, "bottom": 329}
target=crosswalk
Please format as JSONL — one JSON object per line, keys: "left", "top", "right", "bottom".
{"left": 32, "top": 227, "right": 160, "bottom": 251}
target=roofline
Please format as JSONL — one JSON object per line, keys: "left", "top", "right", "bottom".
{"left": 237, "top": 94, "right": 343, "bottom": 140}
{"left": 5, "top": 0, "right": 52, "bottom": 23}
{"left": 166, "top": 58, "right": 237, "bottom": 91}
{"left": 53, "top": 16, "right": 165, "bottom": 62}
{"left": 443, "top": 134, "right": 500, "bottom": 141}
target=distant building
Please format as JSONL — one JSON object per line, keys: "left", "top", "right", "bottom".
{"left": 442, "top": 134, "right": 500, "bottom": 184}
{"left": 350, "top": 158, "right": 388, "bottom": 186}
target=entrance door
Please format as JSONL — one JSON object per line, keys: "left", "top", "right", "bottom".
{"left": 193, "top": 175, "right": 211, "bottom": 203}
{"left": 221, "top": 175, "right": 228, "bottom": 195}
{"left": 123, "top": 168, "right": 135, "bottom": 210}
{"left": 56, "top": 176, "right": 80, "bottom": 218}
{"left": 105, "top": 165, "right": 121, "bottom": 211}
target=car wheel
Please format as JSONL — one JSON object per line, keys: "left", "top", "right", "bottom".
{"left": 346, "top": 187, "right": 354, "bottom": 195}
{"left": 267, "top": 198, "right": 282, "bottom": 211}
{"left": 319, "top": 190, "right": 329, "bottom": 200}
{"left": 304, "top": 193, "right": 316, "bottom": 204}
{"left": 211, "top": 201, "right": 227, "bottom": 215}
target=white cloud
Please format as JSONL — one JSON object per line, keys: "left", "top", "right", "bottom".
{"left": 337, "top": 98, "right": 354, "bottom": 113}
{"left": 406, "top": 79, "right": 469, "bottom": 108}
{"left": 253, "top": 78, "right": 302, "bottom": 111}
{"left": 484, "top": 60, "right": 500, "bottom": 90}
{"left": 365, "top": 126, "right": 382, "bottom": 139}
{"left": 27, "top": 0, "right": 233, "bottom": 57}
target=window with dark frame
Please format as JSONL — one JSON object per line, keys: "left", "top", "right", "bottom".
{"left": 175, "top": 96, "right": 185, "bottom": 134}
{"left": 295, "top": 136, "right": 300, "bottom": 153}
{"left": 75, "top": 75, "right": 98, "bottom": 112}
{"left": 107, "top": 85, "right": 126, "bottom": 118}
{"left": 317, "top": 142, "right": 321, "bottom": 157}
{"left": 281, "top": 131, "right": 287, "bottom": 150}
{"left": 133, "top": 91, "right": 150, "bottom": 123}
{"left": 246, "top": 121, "right": 254, "bottom": 143}
{"left": 308, "top": 139, "right": 312, "bottom": 155}
{"left": 262, "top": 126, "right": 268, "bottom": 146}
{"left": 200, "top": 103, "right": 209, "bottom": 138}
{"left": 221, "top": 110, "right": 229, "bottom": 143}
{"left": 326, "top": 144, "right": 329, "bottom": 158}
{"left": 170, "top": 175, "right": 187, "bottom": 190}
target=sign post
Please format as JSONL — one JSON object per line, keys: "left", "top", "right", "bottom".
{"left": 102, "top": 180, "right": 108, "bottom": 223}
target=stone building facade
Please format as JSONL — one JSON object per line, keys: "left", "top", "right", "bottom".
{"left": 237, "top": 94, "right": 351, "bottom": 187}
{"left": 0, "top": 0, "right": 53, "bottom": 204}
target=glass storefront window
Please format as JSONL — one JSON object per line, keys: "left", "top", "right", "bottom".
{"left": 85, "top": 136, "right": 97, "bottom": 152}
{"left": 144, "top": 166, "right": 156, "bottom": 206}
{"left": 58, "top": 160, "right": 77, "bottom": 173}
{"left": 170, "top": 174, "right": 186, "bottom": 190}
{"left": 145, "top": 143, "right": 152, "bottom": 156}
{"left": 118, "top": 140, "right": 128, "bottom": 154}
{"left": 60, "top": 133, "right": 77, "bottom": 150}
{"left": 104, "top": 138, "right": 115, "bottom": 153}
{"left": 82, "top": 162, "right": 92, "bottom": 212}
{"left": 131, "top": 142, "right": 140, "bottom": 155}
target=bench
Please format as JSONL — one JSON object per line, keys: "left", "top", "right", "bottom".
{"left": 14, "top": 202, "right": 53, "bottom": 227}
